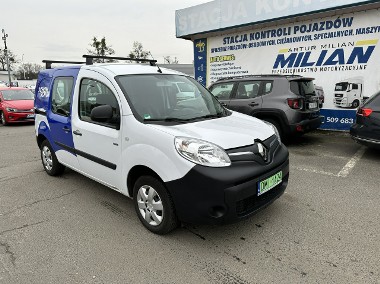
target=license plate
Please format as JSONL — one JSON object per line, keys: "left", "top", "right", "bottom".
{"left": 27, "top": 114, "right": 35, "bottom": 118}
{"left": 308, "top": 102, "right": 318, "bottom": 109}
{"left": 257, "top": 171, "right": 282, "bottom": 196}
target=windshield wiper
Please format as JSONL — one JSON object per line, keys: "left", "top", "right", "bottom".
{"left": 144, "top": 117, "right": 190, "bottom": 123}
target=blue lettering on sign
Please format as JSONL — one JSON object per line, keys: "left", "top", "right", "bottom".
{"left": 194, "top": 39, "right": 207, "bottom": 86}
{"left": 273, "top": 46, "right": 376, "bottom": 69}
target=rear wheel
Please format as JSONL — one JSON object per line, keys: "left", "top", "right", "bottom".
{"left": 40, "top": 140, "right": 65, "bottom": 176}
{"left": 133, "top": 175, "right": 179, "bottom": 234}
{"left": 263, "top": 118, "right": 286, "bottom": 142}
{"left": 0, "top": 112, "right": 8, "bottom": 125}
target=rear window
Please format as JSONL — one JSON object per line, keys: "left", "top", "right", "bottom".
{"left": 365, "top": 92, "right": 380, "bottom": 108}
{"left": 290, "top": 80, "right": 316, "bottom": 96}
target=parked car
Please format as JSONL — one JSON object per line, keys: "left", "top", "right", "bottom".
{"left": 350, "top": 91, "right": 380, "bottom": 148}
{"left": 208, "top": 75, "right": 324, "bottom": 142}
{"left": 0, "top": 87, "right": 35, "bottom": 125}
{"left": 35, "top": 56, "right": 290, "bottom": 234}
{"left": 314, "top": 84, "right": 325, "bottom": 108}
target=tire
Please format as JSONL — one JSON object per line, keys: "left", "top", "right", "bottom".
{"left": 263, "top": 118, "right": 286, "bottom": 142}
{"left": 1, "top": 112, "right": 8, "bottom": 126}
{"left": 352, "top": 100, "right": 360, "bottom": 108}
{"left": 40, "top": 140, "right": 65, "bottom": 176}
{"left": 133, "top": 175, "right": 179, "bottom": 234}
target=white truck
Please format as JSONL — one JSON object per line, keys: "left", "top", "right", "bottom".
{"left": 333, "top": 77, "right": 364, "bottom": 108}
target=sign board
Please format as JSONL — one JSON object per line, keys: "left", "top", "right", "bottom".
{"left": 194, "top": 9, "right": 380, "bottom": 130}
{"left": 176, "top": 0, "right": 373, "bottom": 38}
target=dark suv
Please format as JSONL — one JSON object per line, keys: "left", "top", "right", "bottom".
{"left": 208, "top": 75, "right": 324, "bottom": 141}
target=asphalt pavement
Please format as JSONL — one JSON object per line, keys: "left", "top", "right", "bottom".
{"left": 0, "top": 124, "right": 379, "bottom": 284}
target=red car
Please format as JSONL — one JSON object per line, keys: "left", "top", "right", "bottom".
{"left": 0, "top": 87, "right": 35, "bottom": 125}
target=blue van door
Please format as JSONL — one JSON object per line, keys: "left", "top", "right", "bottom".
{"left": 47, "top": 69, "right": 81, "bottom": 170}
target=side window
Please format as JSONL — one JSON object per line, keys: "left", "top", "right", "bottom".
{"left": 262, "top": 81, "right": 273, "bottom": 94}
{"left": 236, "top": 81, "right": 260, "bottom": 99}
{"left": 351, "top": 84, "right": 358, "bottom": 90}
{"left": 290, "top": 81, "right": 300, "bottom": 95}
{"left": 51, "top": 77, "right": 74, "bottom": 116}
{"left": 209, "top": 83, "right": 234, "bottom": 100}
{"left": 79, "top": 78, "right": 120, "bottom": 129}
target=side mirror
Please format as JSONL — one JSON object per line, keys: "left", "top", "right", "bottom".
{"left": 90, "top": 105, "right": 113, "bottom": 122}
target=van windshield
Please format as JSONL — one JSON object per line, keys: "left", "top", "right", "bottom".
{"left": 335, "top": 82, "right": 348, "bottom": 91}
{"left": 116, "top": 74, "right": 229, "bottom": 122}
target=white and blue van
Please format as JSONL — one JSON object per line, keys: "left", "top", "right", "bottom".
{"left": 34, "top": 56, "right": 289, "bottom": 234}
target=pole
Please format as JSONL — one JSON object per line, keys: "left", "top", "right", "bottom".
{"left": 1, "top": 29, "right": 11, "bottom": 86}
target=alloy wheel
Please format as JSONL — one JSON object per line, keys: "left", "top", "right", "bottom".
{"left": 42, "top": 145, "right": 53, "bottom": 171}
{"left": 136, "top": 185, "right": 164, "bottom": 226}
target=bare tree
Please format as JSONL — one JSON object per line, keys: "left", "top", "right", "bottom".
{"left": 128, "top": 42, "right": 150, "bottom": 62}
{"left": 0, "top": 49, "right": 17, "bottom": 71}
{"left": 163, "top": 56, "right": 179, "bottom": 64}
{"left": 15, "top": 63, "right": 43, "bottom": 80}
{"left": 87, "top": 36, "right": 116, "bottom": 63}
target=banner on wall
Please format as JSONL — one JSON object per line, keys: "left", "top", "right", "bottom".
{"left": 194, "top": 9, "right": 380, "bottom": 130}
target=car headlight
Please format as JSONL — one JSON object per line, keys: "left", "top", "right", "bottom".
{"left": 264, "top": 121, "right": 281, "bottom": 144}
{"left": 6, "top": 107, "right": 17, "bottom": 112}
{"left": 175, "top": 137, "right": 231, "bottom": 167}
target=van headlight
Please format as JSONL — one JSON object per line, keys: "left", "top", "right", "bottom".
{"left": 264, "top": 121, "right": 281, "bottom": 144}
{"left": 175, "top": 137, "right": 231, "bottom": 167}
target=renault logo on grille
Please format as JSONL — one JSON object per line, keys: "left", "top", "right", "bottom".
{"left": 256, "top": 142, "right": 268, "bottom": 162}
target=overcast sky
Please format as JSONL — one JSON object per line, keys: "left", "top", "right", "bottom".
{"left": 2, "top": 0, "right": 209, "bottom": 67}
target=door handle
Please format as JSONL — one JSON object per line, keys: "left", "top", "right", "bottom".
{"left": 62, "top": 126, "right": 71, "bottom": 133}
{"left": 249, "top": 102, "right": 259, "bottom": 107}
{"left": 73, "top": 130, "right": 82, "bottom": 136}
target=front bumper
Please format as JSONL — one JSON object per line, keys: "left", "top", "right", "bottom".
{"left": 165, "top": 140, "right": 289, "bottom": 225}
{"left": 4, "top": 111, "right": 35, "bottom": 123}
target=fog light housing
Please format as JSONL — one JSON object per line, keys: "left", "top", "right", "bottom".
{"left": 209, "top": 206, "right": 226, "bottom": 218}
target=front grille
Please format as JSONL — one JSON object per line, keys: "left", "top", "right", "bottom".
{"left": 335, "top": 94, "right": 343, "bottom": 98}
{"left": 335, "top": 99, "right": 342, "bottom": 103}
{"left": 236, "top": 182, "right": 283, "bottom": 216}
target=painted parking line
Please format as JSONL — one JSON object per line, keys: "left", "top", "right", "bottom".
{"left": 337, "top": 146, "right": 366, "bottom": 177}
{"left": 291, "top": 146, "right": 366, "bottom": 178}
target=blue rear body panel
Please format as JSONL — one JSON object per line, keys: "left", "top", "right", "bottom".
{"left": 35, "top": 66, "right": 81, "bottom": 153}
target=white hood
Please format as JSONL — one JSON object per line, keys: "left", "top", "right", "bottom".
{"left": 149, "top": 111, "right": 274, "bottom": 149}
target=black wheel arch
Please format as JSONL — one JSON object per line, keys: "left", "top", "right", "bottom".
{"left": 127, "top": 165, "right": 163, "bottom": 198}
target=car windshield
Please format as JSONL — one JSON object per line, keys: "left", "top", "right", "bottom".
{"left": 335, "top": 82, "right": 348, "bottom": 91}
{"left": 116, "top": 74, "right": 229, "bottom": 122}
{"left": 2, "top": 89, "right": 34, "bottom": 101}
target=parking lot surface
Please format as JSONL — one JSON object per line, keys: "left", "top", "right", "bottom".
{"left": 0, "top": 124, "right": 379, "bottom": 284}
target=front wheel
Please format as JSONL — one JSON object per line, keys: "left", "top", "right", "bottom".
{"left": 133, "top": 176, "right": 179, "bottom": 234}
{"left": 40, "top": 140, "right": 65, "bottom": 176}
{"left": 1, "top": 112, "right": 8, "bottom": 126}
{"left": 352, "top": 100, "right": 360, "bottom": 108}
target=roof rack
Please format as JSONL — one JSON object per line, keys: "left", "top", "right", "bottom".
{"left": 82, "top": 55, "right": 157, "bottom": 66}
{"left": 42, "top": 60, "right": 86, "bottom": 69}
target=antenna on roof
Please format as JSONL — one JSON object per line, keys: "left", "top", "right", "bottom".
{"left": 148, "top": 52, "right": 162, "bottom": 74}
{"left": 82, "top": 55, "right": 157, "bottom": 66}
{"left": 42, "top": 60, "right": 86, "bottom": 69}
